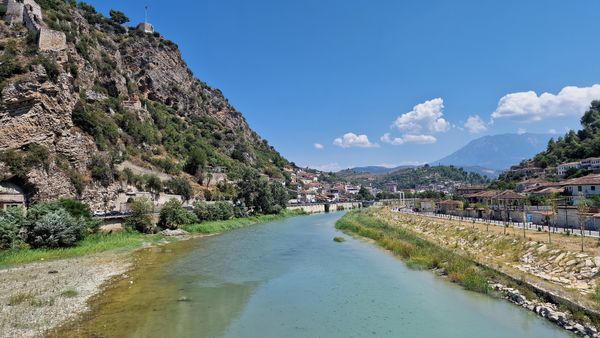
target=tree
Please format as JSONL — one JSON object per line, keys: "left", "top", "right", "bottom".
{"left": 270, "top": 182, "right": 288, "bottom": 210}
{"left": 126, "top": 198, "right": 154, "bottom": 233}
{"left": 256, "top": 180, "right": 275, "bottom": 214}
{"left": 236, "top": 168, "right": 261, "bottom": 211}
{"left": 158, "top": 199, "right": 197, "bottom": 229}
{"left": 357, "top": 186, "right": 374, "bottom": 201}
{"left": 184, "top": 147, "right": 207, "bottom": 178}
{"left": 89, "top": 155, "right": 115, "bottom": 187}
{"left": 166, "top": 178, "right": 193, "bottom": 201}
{"left": 144, "top": 174, "right": 163, "bottom": 197}
{"left": 109, "top": 9, "right": 129, "bottom": 24}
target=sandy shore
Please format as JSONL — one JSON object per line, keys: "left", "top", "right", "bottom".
{"left": 0, "top": 251, "right": 131, "bottom": 338}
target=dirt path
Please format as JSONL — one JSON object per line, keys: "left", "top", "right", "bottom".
{"left": 0, "top": 252, "right": 131, "bottom": 338}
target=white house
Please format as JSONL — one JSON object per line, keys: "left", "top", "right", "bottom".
{"left": 562, "top": 174, "right": 600, "bottom": 204}
{"left": 557, "top": 162, "right": 579, "bottom": 177}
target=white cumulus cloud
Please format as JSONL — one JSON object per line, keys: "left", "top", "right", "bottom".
{"left": 314, "top": 143, "right": 324, "bottom": 150}
{"left": 464, "top": 115, "right": 487, "bottom": 134}
{"left": 491, "top": 85, "right": 600, "bottom": 121}
{"left": 333, "top": 133, "right": 378, "bottom": 148}
{"left": 392, "top": 98, "right": 450, "bottom": 133}
{"left": 380, "top": 133, "right": 404, "bottom": 145}
{"left": 380, "top": 133, "right": 437, "bottom": 145}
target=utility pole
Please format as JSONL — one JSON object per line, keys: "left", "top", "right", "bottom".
{"left": 522, "top": 203, "right": 526, "bottom": 239}
{"left": 577, "top": 193, "right": 589, "bottom": 253}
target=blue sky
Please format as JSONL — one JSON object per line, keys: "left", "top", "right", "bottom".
{"left": 88, "top": 0, "right": 600, "bottom": 171}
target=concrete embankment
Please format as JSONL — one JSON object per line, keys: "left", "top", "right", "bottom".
{"left": 362, "top": 208, "right": 600, "bottom": 337}
{"left": 287, "top": 202, "right": 362, "bottom": 214}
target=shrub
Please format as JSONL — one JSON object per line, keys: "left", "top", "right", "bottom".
{"left": 26, "top": 209, "right": 86, "bottom": 248}
{"left": 234, "top": 204, "right": 248, "bottom": 218}
{"left": 126, "top": 198, "right": 154, "bottom": 233}
{"left": 158, "top": 199, "right": 197, "bottom": 229}
{"left": 31, "top": 57, "right": 61, "bottom": 82}
{"left": 72, "top": 102, "right": 119, "bottom": 149}
{"left": 89, "top": 155, "right": 115, "bottom": 187}
{"left": 193, "top": 201, "right": 234, "bottom": 221}
{"left": 0, "top": 57, "right": 24, "bottom": 84}
{"left": 165, "top": 178, "right": 193, "bottom": 200}
{"left": 56, "top": 199, "right": 92, "bottom": 219}
{"left": 0, "top": 217, "right": 18, "bottom": 249}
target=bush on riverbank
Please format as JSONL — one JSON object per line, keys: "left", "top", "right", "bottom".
{"left": 0, "top": 199, "right": 98, "bottom": 250}
{"left": 125, "top": 198, "right": 155, "bottom": 233}
{"left": 192, "top": 201, "right": 235, "bottom": 222}
{"left": 26, "top": 209, "right": 87, "bottom": 249}
{"left": 336, "top": 210, "right": 491, "bottom": 294}
{"left": 158, "top": 199, "right": 197, "bottom": 230}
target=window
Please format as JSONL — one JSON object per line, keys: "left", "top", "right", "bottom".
{"left": 578, "top": 186, "right": 582, "bottom": 192}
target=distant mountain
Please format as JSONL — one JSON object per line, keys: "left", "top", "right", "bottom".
{"left": 434, "top": 133, "right": 553, "bottom": 170}
{"left": 339, "top": 165, "right": 415, "bottom": 175}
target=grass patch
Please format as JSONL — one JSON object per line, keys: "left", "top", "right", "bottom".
{"left": 7, "top": 292, "right": 52, "bottom": 307}
{"left": 60, "top": 289, "right": 78, "bottom": 298}
{"left": 336, "top": 210, "right": 494, "bottom": 295}
{"left": 8, "top": 292, "right": 35, "bottom": 306}
{"left": 0, "top": 231, "right": 164, "bottom": 267}
{"left": 333, "top": 236, "right": 345, "bottom": 243}
{"left": 183, "top": 210, "right": 304, "bottom": 234}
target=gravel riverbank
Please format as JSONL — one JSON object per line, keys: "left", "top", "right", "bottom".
{"left": 0, "top": 252, "right": 131, "bottom": 338}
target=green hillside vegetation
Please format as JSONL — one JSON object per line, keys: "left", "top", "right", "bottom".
{"left": 342, "top": 165, "right": 489, "bottom": 189}
{"left": 533, "top": 101, "right": 600, "bottom": 168}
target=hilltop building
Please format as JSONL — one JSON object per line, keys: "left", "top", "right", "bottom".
{"left": 136, "top": 22, "right": 154, "bottom": 34}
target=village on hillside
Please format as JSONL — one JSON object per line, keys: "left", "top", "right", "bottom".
{"left": 412, "top": 157, "right": 600, "bottom": 230}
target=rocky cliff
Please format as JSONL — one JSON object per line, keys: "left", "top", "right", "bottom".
{"left": 0, "top": 1, "right": 288, "bottom": 208}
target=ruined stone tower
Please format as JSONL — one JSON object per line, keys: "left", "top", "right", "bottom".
{"left": 2, "top": 0, "right": 66, "bottom": 51}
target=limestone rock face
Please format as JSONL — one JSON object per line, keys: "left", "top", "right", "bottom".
{"left": 0, "top": 3, "right": 282, "bottom": 206}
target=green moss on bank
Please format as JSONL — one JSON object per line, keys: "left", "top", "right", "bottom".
{"left": 0, "top": 231, "right": 161, "bottom": 267}
{"left": 183, "top": 210, "right": 304, "bottom": 234}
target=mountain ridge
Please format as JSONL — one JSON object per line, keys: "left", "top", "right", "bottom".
{"left": 434, "top": 133, "right": 553, "bottom": 170}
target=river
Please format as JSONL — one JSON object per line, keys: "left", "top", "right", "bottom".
{"left": 56, "top": 212, "right": 572, "bottom": 338}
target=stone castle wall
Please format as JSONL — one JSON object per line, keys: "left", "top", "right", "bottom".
{"left": 38, "top": 27, "right": 66, "bottom": 51}
{"left": 4, "top": 0, "right": 24, "bottom": 24}
{"left": 3, "top": 0, "right": 66, "bottom": 51}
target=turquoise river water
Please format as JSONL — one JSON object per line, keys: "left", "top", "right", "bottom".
{"left": 59, "top": 212, "right": 573, "bottom": 338}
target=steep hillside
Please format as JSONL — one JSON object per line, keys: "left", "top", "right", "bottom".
{"left": 0, "top": 1, "right": 288, "bottom": 208}
{"left": 435, "top": 133, "right": 552, "bottom": 170}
